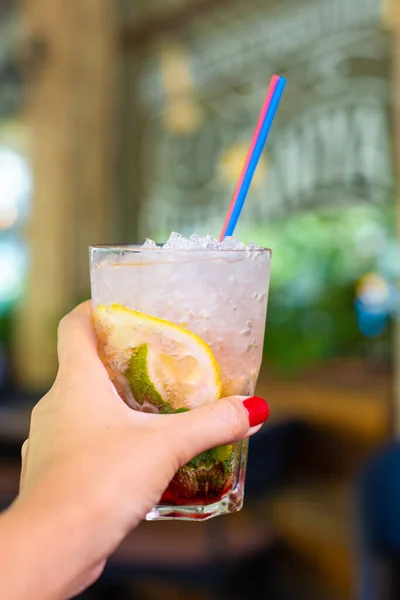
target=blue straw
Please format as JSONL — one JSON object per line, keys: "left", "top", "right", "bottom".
{"left": 223, "top": 76, "right": 286, "bottom": 237}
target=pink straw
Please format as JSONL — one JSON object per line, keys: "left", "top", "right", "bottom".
{"left": 219, "top": 75, "right": 280, "bottom": 241}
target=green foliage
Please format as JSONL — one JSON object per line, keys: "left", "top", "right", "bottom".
{"left": 237, "top": 204, "right": 394, "bottom": 376}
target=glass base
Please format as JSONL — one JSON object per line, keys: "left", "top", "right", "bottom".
{"left": 146, "top": 439, "right": 248, "bottom": 521}
{"left": 146, "top": 488, "right": 244, "bottom": 521}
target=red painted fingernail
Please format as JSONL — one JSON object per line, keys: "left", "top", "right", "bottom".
{"left": 242, "top": 397, "right": 270, "bottom": 427}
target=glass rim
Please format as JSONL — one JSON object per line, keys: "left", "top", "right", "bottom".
{"left": 89, "top": 244, "right": 272, "bottom": 256}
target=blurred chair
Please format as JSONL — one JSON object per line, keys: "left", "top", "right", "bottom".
{"left": 81, "top": 420, "right": 302, "bottom": 600}
{"left": 357, "top": 443, "right": 400, "bottom": 600}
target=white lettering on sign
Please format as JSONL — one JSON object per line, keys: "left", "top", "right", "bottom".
{"left": 139, "top": 101, "right": 393, "bottom": 238}
{"left": 139, "top": 0, "right": 381, "bottom": 106}
{"left": 249, "top": 104, "right": 393, "bottom": 222}
{"left": 135, "top": 0, "right": 391, "bottom": 239}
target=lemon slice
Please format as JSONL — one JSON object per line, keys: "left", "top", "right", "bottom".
{"left": 94, "top": 304, "right": 221, "bottom": 413}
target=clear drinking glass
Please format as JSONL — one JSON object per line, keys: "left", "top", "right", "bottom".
{"left": 90, "top": 244, "right": 271, "bottom": 520}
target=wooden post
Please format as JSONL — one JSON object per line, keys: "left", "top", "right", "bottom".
{"left": 13, "top": 0, "right": 116, "bottom": 390}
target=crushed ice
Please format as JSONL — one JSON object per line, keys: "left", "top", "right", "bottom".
{"left": 142, "top": 238, "right": 158, "bottom": 248}
{"left": 141, "top": 232, "right": 259, "bottom": 251}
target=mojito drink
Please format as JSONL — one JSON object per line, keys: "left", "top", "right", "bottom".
{"left": 90, "top": 233, "right": 271, "bottom": 520}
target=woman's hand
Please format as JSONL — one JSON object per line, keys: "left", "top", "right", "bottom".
{"left": 11, "top": 301, "right": 269, "bottom": 599}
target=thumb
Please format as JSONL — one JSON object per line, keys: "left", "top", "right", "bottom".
{"left": 169, "top": 395, "right": 270, "bottom": 465}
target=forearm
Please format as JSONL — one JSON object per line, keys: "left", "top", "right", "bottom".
{"left": 0, "top": 504, "right": 61, "bottom": 599}
{"left": 0, "top": 481, "right": 106, "bottom": 600}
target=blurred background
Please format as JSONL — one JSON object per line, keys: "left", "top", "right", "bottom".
{"left": 0, "top": 0, "right": 400, "bottom": 598}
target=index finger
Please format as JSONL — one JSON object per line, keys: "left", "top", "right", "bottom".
{"left": 57, "top": 300, "right": 104, "bottom": 374}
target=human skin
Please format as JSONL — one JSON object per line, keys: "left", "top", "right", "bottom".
{"left": 0, "top": 302, "right": 269, "bottom": 599}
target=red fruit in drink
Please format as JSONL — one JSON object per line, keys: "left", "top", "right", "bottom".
{"left": 196, "top": 463, "right": 229, "bottom": 499}
{"left": 168, "top": 467, "right": 198, "bottom": 499}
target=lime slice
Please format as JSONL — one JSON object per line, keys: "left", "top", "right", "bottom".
{"left": 188, "top": 444, "right": 235, "bottom": 469}
{"left": 94, "top": 304, "right": 221, "bottom": 413}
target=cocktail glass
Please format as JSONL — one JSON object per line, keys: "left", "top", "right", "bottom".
{"left": 90, "top": 243, "right": 271, "bottom": 520}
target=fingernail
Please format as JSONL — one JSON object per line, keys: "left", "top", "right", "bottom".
{"left": 242, "top": 396, "right": 270, "bottom": 427}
